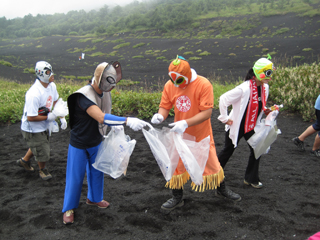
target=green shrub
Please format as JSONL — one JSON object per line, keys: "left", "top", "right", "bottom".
{"left": 60, "top": 75, "right": 77, "bottom": 80}
{"left": 23, "top": 68, "right": 35, "bottom": 74}
{"left": 273, "top": 27, "right": 290, "bottom": 36}
{"left": 92, "top": 38, "right": 104, "bottom": 43}
{"left": 77, "top": 76, "right": 91, "bottom": 80}
{"left": 132, "top": 55, "right": 144, "bottom": 59}
{"left": 156, "top": 56, "right": 166, "bottom": 60}
{"left": 113, "top": 42, "right": 130, "bottom": 49}
{"left": 199, "top": 51, "right": 211, "bottom": 56}
{"left": 111, "top": 89, "right": 172, "bottom": 119}
{"left": 78, "top": 38, "right": 92, "bottom": 43}
{"left": 188, "top": 57, "right": 202, "bottom": 61}
{"left": 1, "top": 62, "right": 319, "bottom": 124}
{"left": 117, "top": 79, "right": 139, "bottom": 87}
{"left": 269, "top": 62, "right": 320, "bottom": 121}
{"left": 0, "top": 60, "right": 13, "bottom": 67}
{"left": 88, "top": 52, "right": 105, "bottom": 57}
{"left": 133, "top": 43, "right": 146, "bottom": 48}
{"left": 0, "top": 81, "right": 30, "bottom": 123}
{"left": 83, "top": 46, "right": 97, "bottom": 52}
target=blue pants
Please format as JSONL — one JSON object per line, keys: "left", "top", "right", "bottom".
{"left": 62, "top": 143, "right": 103, "bottom": 213}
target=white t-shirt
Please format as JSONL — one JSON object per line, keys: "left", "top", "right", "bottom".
{"left": 21, "top": 79, "right": 59, "bottom": 133}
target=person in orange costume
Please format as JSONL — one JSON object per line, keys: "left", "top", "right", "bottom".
{"left": 151, "top": 56, "right": 241, "bottom": 213}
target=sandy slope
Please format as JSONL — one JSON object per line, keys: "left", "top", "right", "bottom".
{"left": 0, "top": 14, "right": 319, "bottom": 86}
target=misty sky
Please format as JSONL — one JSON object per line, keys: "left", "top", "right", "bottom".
{"left": 1, "top": 0, "right": 141, "bottom": 20}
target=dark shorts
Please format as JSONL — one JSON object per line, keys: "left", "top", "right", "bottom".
{"left": 21, "top": 130, "right": 50, "bottom": 162}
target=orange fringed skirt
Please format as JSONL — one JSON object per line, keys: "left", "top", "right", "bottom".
{"left": 165, "top": 142, "right": 225, "bottom": 192}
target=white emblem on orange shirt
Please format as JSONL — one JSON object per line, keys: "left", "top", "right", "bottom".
{"left": 46, "top": 95, "right": 53, "bottom": 108}
{"left": 176, "top": 95, "right": 191, "bottom": 112}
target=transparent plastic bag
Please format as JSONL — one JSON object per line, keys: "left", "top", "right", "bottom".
{"left": 143, "top": 124, "right": 210, "bottom": 184}
{"left": 248, "top": 119, "right": 281, "bottom": 159}
{"left": 48, "top": 120, "right": 59, "bottom": 136}
{"left": 248, "top": 105, "right": 283, "bottom": 159}
{"left": 93, "top": 127, "right": 136, "bottom": 179}
{"left": 173, "top": 133, "right": 210, "bottom": 185}
{"left": 142, "top": 124, "right": 179, "bottom": 181}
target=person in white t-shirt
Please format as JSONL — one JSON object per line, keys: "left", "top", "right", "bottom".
{"left": 17, "top": 61, "right": 67, "bottom": 180}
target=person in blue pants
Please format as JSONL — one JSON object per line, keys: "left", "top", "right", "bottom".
{"left": 62, "top": 61, "right": 146, "bottom": 225}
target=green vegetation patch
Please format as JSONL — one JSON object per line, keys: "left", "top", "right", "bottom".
{"left": 83, "top": 46, "right": 97, "bottom": 52}
{"left": 1, "top": 62, "right": 320, "bottom": 123}
{"left": 132, "top": 55, "right": 144, "bottom": 59}
{"left": 23, "top": 68, "right": 35, "bottom": 74}
{"left": 269, "top": 62, "right": 320, "bottom": 121}
{"left": 273, "top": 27, "right": 290, "bottom": 36}
{"left": 78, "top": 38, "right": 93, "bottom": 43}
{"left": 113, "top": 42, "right": 131, "bottom": 49}
{"left": 92, "top": 38, "right": 104, "bottom": 43}
{"left": 67, "top": 47, "right": 82, "bottom": 53}
{"left": 133, "top": 43, "right": 146, "bottom": 48}
{"left": 0, "top": 60, "right": 13, "bottom": 67}
{"left": 188, "top": 57, "right": 202, "bottom": 61}
{"left": 88, "top": 52, "right": 105, "bottom": 57}
{"left": 107, "top": 51, "right": 118, "bottom": 57}
{"left": 199, "top": 51, "right": 211, "bottom": 56}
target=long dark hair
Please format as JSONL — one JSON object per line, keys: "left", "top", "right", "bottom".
{"left": 245, "top": 68, "right": 255, "bottom": 81}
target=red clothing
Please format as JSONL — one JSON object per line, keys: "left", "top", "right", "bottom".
{"left": 160, "top": 75, "right": 224, "bottom": 191}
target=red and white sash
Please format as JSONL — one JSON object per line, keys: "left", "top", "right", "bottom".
{"left": 244, "top": 79, "right": 266, "bottom": 133}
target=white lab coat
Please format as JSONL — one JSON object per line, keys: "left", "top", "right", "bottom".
{"left": 217, "top": 81, "right": 269, "bottom": 147}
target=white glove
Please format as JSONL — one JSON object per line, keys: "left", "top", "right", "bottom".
{"left": 151, "top": 113, "right": 164, "bottom": 124}
{"left": 112, "top": 125, "right": 124, "bottom": 133}
{"left": 47, "top": 112, "right": 57, "bottom": 122}
{"left": 169, "top": 120, "right": 188, "bottom": 134}
{"left": 126, "top": 117, "right": 147, "bottom": 131}
{"left": 60, "top": 117, "right": 67, "bottom": 130}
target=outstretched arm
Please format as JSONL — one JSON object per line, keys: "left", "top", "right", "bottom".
{"left": 86, "top": 105, "right": 126, "bottom": 125}
{"left": 86, "top": 104, "right": 146, "bottom": 131}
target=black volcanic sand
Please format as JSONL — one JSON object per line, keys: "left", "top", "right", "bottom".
{"left": 0, "top": 13, "right": 320, "bottom": 240}
{"left": 0, "top": 111, "right": 320, "bottom": 239}
{"left": 0, "top": 14, "right": 319, "bottom": 87}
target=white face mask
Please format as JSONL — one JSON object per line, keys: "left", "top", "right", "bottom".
{"left": 99, "top": 64, "right": 117, "bottom": 92}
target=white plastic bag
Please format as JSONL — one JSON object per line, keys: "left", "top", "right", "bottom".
{"left": 142, "top": 124, "right": 180, "bottom": 181}
{"left": 173, "top": 133, "right": 210, "bottom": 185}
{"left": 52, "top": 98, "right": 69, "bottom": 117}
{"left": 48, "top": 120, "right": 59, "bottom": 136}
{"left": 248, "top": 119, "right": 281, "bottom": 159}
{"left": 143, "top": 124, "right": 210, "bottom": 184}
{"left": 93, "top": 127, "right": 136, "bottom": 179}
{"left": 265, "top": 110, "right": 279, "bottom": 126}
